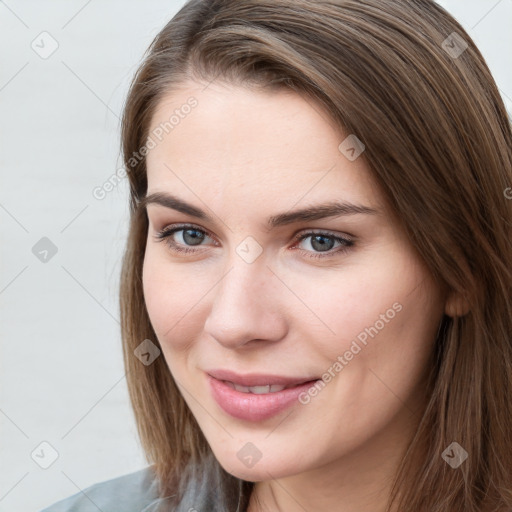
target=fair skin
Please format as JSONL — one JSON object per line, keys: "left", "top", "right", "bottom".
{"left": 142, "top": 80, "right": 450, "bottom": 512}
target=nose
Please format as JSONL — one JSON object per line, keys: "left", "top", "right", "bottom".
{"left": 203, "top": 256, "right": 288, "bottom": 349}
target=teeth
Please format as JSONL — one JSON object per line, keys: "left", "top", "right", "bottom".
{"left": 224, "top": 381, "right": 287, "bottom": 394}
{"left": 270, "top": 384, "right": 287, "bottom": 392}
{"left": 242, "top": 384, "right": 270, "bottom": 394}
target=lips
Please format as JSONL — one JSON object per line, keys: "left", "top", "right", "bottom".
{"left": 206, "top": 369, "right": 320, "bottom": 421}
{"left": 223, "top": 382, "right": 290, "bottom": 394}
{"left": 207, "top": 368, "right": 317, "bottom": 388}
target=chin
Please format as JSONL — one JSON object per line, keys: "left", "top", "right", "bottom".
{"left": 211, "top": 443, "right": 304, "bottom": 482}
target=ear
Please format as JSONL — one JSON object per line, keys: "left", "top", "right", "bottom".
{"left": 444, "top": 290, "right": 470, "bottom": 317}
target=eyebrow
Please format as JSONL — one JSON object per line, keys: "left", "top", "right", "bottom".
{"left": 140, "top": 191, "right": 379, "bottom": 229}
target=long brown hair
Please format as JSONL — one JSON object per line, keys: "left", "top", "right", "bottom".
{"left": 119, "top": 1, "right": 512, "bottom": 510}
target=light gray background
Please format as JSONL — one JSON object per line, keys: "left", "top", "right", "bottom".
{"left": 0, "top": 1, "right": 511, "bottom": 511}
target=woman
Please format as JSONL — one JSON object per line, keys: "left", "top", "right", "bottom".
{"left": 41, "top": 0, "right": 512, "bottom": 510}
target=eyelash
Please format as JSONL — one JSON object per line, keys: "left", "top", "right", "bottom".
{"left": 153, "top": 224, "right": 354, "bottom": 259}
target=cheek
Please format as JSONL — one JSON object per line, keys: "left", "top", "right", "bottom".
{"left": 293, "top": 261, "right": 442, "bottom": 447}
{"left": 142, "top": 251, "right": 168, "bottom": 338}
{"left": 295, "top": 251, "right": 443, "bottom": 373}
{"left": 142, "top": 248, "right": 210, "bottom": 353}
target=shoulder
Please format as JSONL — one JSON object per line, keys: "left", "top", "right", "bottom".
{"left": 39, "top": 465, "right": 162, "bottom": 512}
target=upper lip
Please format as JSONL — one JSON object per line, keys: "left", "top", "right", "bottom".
{"left": 207, "top": 369, "right": 318, "bottom": 387}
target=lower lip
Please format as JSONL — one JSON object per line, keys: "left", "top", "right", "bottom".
{"left": 207, "top": 374, "right": 319, "bottom": 422}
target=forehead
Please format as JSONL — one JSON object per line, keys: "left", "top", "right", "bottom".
{"left": 145, "top": 81, "right": 381, "bottom": 212}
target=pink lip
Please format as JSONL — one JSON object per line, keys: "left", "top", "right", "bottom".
{"left": 207, "top": 373, "right": 320, "bottom": 422}
{"left": 206, "top": 369, "right": 317, "bottom": 387}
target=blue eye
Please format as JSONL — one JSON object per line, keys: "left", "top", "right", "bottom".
{"left": 294, "top": 231, "right": 354, "bottom": 259}
{"left": 153, "top": 224, "right": 354, "bottom": 259}
{"left": 153, "top": 225, "right": 214, "bottom": 254}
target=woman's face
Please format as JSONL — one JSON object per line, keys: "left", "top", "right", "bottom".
{"left": 142, "top": 80, "right": 445, "bottom": 484}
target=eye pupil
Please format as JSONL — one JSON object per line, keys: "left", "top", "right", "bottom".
{"left": 183, "top": 229, "right": 205, "bottom": 246}
{"left": 311, "top": 235, "right": 335, "bottom": 252}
